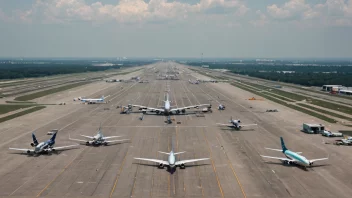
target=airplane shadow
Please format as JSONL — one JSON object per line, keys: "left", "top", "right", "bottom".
{"left": 133, "top": 162, "right": 210, "bottom": 174}
{"left": 220, "top": 128, "right": 255, "bottom": 132}
{"left": 264, "top": 161, "right": 330, "bottom": 171}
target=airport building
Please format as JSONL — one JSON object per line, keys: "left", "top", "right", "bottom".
{"left": 339, "top": 89, "right": 352, "bottom": 96}
{"left": 321, "top": 85, "right": 343, "bottom": 92}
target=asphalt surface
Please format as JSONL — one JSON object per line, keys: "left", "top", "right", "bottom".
{"left": 0, "top": 62, "right": 351, "bottom": 198}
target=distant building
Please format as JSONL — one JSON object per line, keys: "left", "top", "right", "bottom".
{"left": 339, "top": 90, "right": 352, "bottom": 96}
{"left": 322, "top": 85, "right": 343, "bottom": 92}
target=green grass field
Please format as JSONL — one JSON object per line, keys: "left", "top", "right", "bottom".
{"left": 231, "top": 82, "right": 337, "bottom": 123}
{"left": 0, "top": 104, "right": 38, "bottom": 115}
{"left": 298, "top": 103, "right": 352, "bottom": 121}
{"left": 0, "top": 106, "right": 46, "bottom": 123}
{"left": 15, "top": 82, "right": 88, "bottom": 101}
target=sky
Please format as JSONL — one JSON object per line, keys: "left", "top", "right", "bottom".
{"left": 0, "top": 0, "right": 351, "bottom": 58}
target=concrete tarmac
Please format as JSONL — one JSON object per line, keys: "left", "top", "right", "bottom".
{"left": 0, "top": 62, "right": 351, "bottom": 198}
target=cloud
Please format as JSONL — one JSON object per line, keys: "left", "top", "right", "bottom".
{"left": 3, "top": 0, "right": 248, "bottom": 24}
{"left": 250, "top": 10, "right": 269, "bottom": 27}
{"left": 265, "top": 0, "right": 352, "bottom": 26}
{"left": 267, "top": 0, "right": 310, "bottom": 20}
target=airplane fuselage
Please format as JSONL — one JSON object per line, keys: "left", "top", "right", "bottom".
{"left": 34, "top": 140, "right": 54, "bottom": 153}
{"left": 168, "top": 151, "right": 176, "bottom": 167}
{"left": 284, "top": 150, "right": 310, "bottom": 166}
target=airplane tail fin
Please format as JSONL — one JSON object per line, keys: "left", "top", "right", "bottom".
{"left": 32, "top": 133, "right": 39, "bottom": 146}
{"left": 174, "top": 151, "right": 185, "bottom": 155}
{"left": 280, "top": 137, "right": 287, "bottom": 153}
{"left": 98, "top": 123, "right": 102, "bottom": 135}
{"left": 50, "top": 132, "right": 57, "bottom": 141}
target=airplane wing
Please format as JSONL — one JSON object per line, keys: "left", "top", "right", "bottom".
{"left": 9, "top": 148, "right": 34, "bottom": 153}
{"left": 171, "top": 104, "right": 210, "bottom": 112}
{"left": 103, "top": 136, "right": 122, "bottom": 140}
{"left": 176, "top": 158, "right": 210, "bottom": 165}
{"left": 265, "top": 148, "right": 302, "bottom": 154}
{"left": 240, "top": 124, "right": 258, "bottom": 127}
{"left": 105, "top": 139, "right": 130, "bottom": 144}
{"left": 216, "top": 123, "right": 234, "bottom": 127}
{"left": 260, "top": 155, "right": 295, "bottom": 162}
{"left": 80, "top": 135, "right": 95, "bottom": 139}
{"left": 69, "top": 137, "right": 88, "bottom": 143}
{"left": 52, "top": 144, "right": 79, "bottom": 151}
{"left": 134, "top": 158, "right": 169, "bottom": 165}
{"left": 131, "top": 105, "right": 164, "bottom": 112}
{"left": 309, "top": 158, "right": 328, "bottom": 162}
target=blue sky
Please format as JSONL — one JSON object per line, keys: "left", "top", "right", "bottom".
{"left": 0, "top": 0, "right": 351, "bottom": 58}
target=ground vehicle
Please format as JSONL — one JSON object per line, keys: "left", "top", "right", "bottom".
{"left": 322, "top": 130, "right": 343, "bottom": 137}
{"left": 302, "top": 123, "right": 324, "bottom": 134}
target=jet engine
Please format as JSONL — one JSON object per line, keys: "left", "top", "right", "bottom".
{"left": 27, "top": 150, "right": 31, "bottom": 154}
{"left": 179, "top": 164, "right": 185, "bottom": 169}
{"left": 176, "top": 110, "right": 180, "bottom": 114}
{"left": 30, "top": 143, "right": 35, "bottom": 147}
{"left": 181, "top": 109, "right": 186, "bottom": 113}
{"left": 155, "top": 110, "right": 160, "bottom": 114}
{"left": 158, "top": 163, "right": 165, "bottom": 169}
{"left": 309, "top": 162, "right": 313, "bottom": 166}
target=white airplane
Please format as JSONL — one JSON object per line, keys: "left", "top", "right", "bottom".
{"left": 9, "top": 132, "right": 78, "bottom": 155}
{"left": 129, "top": 93, "right": 211, "bottom": 115}
{"left": 80, "top": 96, "right": 105, "bottom": 104}
{"left": 217, "top": 117, "right": 257, "bottom": 130}
{"left": 134, "top": 149, "right": 209, "bottom": 170}
{"left": 218, "top": 104, "right": 225, "bottom": 110}
{"left": 69, "top": 124, "right": 129, "bottom": 146}
{"left": 260, "top": 137, "right": 328, "bottom": 167}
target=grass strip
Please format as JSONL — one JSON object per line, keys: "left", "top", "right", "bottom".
{"left": 0, "top": 106, "right": 46, "bottom": 123}
{"left": 6, "top": 101, "right": 37, "bottom": 104}
{"left": 0, "top": 104, "right": 38, "bottom": 115}
{"left": 15, "top": 82, "right": 88, "bottom": 101}
{"left": 298, "top": 103, "right": 352, "bottom": 122}
{"left": 236, "top": 82, "right": 295, "bottom": 102}
{"left": 231, "top": 82, "right": 337, "bottom": 123}
{"left": 244, "top": 81, "right": 352, "bottom": 115}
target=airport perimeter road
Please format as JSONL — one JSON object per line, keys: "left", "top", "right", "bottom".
{"left": 0, "top": 62, "right": 352, "bottom": 198}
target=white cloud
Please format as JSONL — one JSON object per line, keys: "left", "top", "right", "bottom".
{"left": 250, "top": 10, "right": 269, "bottom": 26}
{"left": 6, "top": 0, "right": 248, "bottom": 24}
{"left": 265, "top": 0, "right": 352, "bottom": 26}
{"left": 267, "top": 0, "right": 310, "bottom": 20}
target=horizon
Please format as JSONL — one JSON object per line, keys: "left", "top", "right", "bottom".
{"left": 0, "top": 0, "right": 351, "bottom": 58}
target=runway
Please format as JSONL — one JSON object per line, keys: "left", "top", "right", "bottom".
{"left": 0, "top": 62, "right": 351, "bottom": 198}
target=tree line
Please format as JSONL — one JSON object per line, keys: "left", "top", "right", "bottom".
{"left": 186, "top": 62, "right": 352, "bottom": 87}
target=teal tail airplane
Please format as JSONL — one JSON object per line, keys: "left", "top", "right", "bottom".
{"left": 260, "top": 137, "right": 328, "bottom": 167}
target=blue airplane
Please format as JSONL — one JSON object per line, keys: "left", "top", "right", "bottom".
{"left": 9, "top": 132, "right": 78, "bottom": 155}
{"left": 260, "top": 137, "right": 328, "bottom": 167}
{"left": 80, "top": 96, "right": 105, "bottom": 104}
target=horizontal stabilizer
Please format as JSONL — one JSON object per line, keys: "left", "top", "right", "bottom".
{"left": 174, "top": 151, "right": 186, "bottom": 155}
{"left": 265, "top": 148, "right": 283, "bottom": 152}
{"left": 158, "top": 151, "right": 169, "bottom": 155}
{"left": 310, "top": 158, "right": 328, "bottom": 162}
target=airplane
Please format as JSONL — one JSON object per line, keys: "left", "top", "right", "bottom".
{"left": 80, "top": 96, "right": 105, "bottom": 104}
{"left": 260, "top": 137, "right": 328, "bottom": 167}
{"left": 217, "top": 117, "right": 257, "bottom": 130}
{"left": 9, "top": 132, "right": 78, "bottom": 155}
{"left": 218, "top": 104, "right": 225, "bottom": 110}
{"left": 134, "top": 148, "right": 209, "bottom": 170}
{"left": 69, "top": 124, "right": 129, "bottom": 146}
{"left": 129, "top": 93, "right": 211, "bottom": 116}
